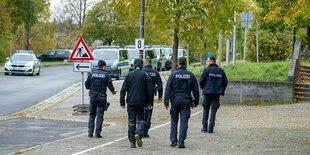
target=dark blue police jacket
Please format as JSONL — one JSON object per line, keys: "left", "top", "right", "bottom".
{"left": 85, "top": 69, "right": 115, "bottom": 94}
{"left": 199, "top": 64, "right": 228, "bottom": 95}
{"left": 164, "top": 66, "right": 199, "bottom": 106}
{"left": 142, "top": 65, "right": 163, "bottom": 98}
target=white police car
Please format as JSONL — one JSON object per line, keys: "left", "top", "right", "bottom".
{"left": 4, "top": 50, "right": 40, "bottom": 76}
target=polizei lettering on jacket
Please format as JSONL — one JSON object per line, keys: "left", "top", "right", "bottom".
{"left": 175, "top": 74, "right": 190, "bottom": 79}
{"left": 149, "top": 72, "right": 157, "bottom": 77}
{"left": 209, "top": 73, "right": 222, "bottom": 78}
{"left": 92, "top": 73, "right": 106, "bottom": 78}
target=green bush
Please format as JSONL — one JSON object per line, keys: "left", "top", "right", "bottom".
{"left": 188, "top": 61, "right": 289, "bottom": 82}
{"left": 246, "top": 29, "right": 292, "bottom": 62}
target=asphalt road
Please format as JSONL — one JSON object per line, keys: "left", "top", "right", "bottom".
{"left": 0, "top": 118, "right": 87, "bottom": 155}
{"left": 0, "top": 66, "right": 83, "bottom": 117}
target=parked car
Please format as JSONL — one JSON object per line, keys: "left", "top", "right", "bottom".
{"left": 37, "top": 49, "right": 72, "bottom": 62}
{"left": 4, "top": 50, "right": 40, "bottom": 76}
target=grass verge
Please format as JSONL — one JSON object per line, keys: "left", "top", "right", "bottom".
{"left": 40, "top": 61, "right": 73, "bottom": 66}
{"left": 188, "top": 61, "right": 289, "bottom": 82}
{"left": 238, "top": 100, "right": 292, "bottom": 106}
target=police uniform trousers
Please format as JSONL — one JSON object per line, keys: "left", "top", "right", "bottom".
{"left": 127, "top": 104, "right": 147, "bottom": 143}
{"left": 88, "top": 95, "right": 105, "bottom": 136}
{"left": 136, "top": 103, "right": 153, "bottom": 136}
{"left": 202, "top": 94, "right": 220, "bottom": 131}
{"left": 170, "top": 98, "right": 191, "bottom": 146}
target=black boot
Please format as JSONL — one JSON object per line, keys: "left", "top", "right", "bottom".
{"left": 130, "top": 142, "right": 136, "bottom": 148}
{"left": 88, "top": 133, "right": 93, "bottom": 138}
{"left": 95, "top": 134, "right": 102, "bottom": 138}
{"left": 208, "top": 128, "right": 214, "bottom": 133}
{"left": 143, "top": 133, "right": 150, "bottom": 138}
{"left": 178, "top": 145, "right": 185, "bottom": 149}
{"left": 170, "top": 141, "right": 177, "bottom": 147}
{"left": 201, "top": 128, "right": 208, "bottom": 133}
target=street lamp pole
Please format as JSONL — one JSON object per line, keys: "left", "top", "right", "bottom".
{"left": 26, "top": 0, "right": 32, "bottom": 50}
{"left": 139, "top": 0, "right": 145, "bottom": 61}
{"left": 27, "top": 0, "right": 30, "bottom": 50}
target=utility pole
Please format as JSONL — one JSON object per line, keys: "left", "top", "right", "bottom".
{"left": 27, "top": 0, "right": 30, "bottom": 50}
{"left": 29, "top": 0, "right": 32, "bottom": 50}
{"left": 201, "top": 12, "right": 205, "bottom": 67}
{"left": 186, "top": 43, "right": 189, "bottom": 68}
{"left": 244, "top": 13, "right": 247, "bottom": 61}
{"left": 256, "top": 19, "right": 259, "bottom": 63}
{"left": 225, "top": 31, "right": 230, "bottom": 66}
{"left": 218, "top": 30, "right": 222, "bottom": 66}
{"left": 140, "top": 0, "right": 145, "bottom": 61}
{"left": 232, "top": 11, "right": 236, "bottom": 65}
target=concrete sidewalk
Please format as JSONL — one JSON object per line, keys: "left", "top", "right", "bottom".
{"left": 9, "top": 71, "right": 310, "bottom": 154}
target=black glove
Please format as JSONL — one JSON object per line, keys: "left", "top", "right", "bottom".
{"left": 222, "top": 92, "right": 225, "bottom": 96}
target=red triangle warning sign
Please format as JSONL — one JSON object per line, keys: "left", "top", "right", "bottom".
{"left": 69, "top": 36, "right": 94, "bottom": 61}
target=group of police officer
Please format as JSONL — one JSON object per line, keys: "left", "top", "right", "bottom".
{"left": 85, "top": 55, "right": 227, "bottom": 149}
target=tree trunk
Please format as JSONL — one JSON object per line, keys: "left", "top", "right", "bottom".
{"left": 308, "top": 26, "right": 310, "bottom": 51}
{"left": 172, "top": 28, "right": 179, "bottom": 72}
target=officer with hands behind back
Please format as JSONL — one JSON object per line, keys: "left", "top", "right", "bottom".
{"left": 120, "top": 58, "right": 154, "bottom": 148}
{"left": 85, "top": 60, "right": 116, "bottom": 138}
{"left": 164, "top": 57, "right": 199, "bottom": 149}
{"left": 199, "top": 56, "right": 228, "bottom": 133}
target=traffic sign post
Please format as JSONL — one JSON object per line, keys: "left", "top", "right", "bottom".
{"left": 70, "top": 35, "right": 94, "bottom": 109}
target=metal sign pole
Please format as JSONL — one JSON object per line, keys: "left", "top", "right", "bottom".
{"left": 218, "top": 30, "right": 222, "bottom": 66}
{"left": 226, "top": 33, "right": 230, "bottom": 66}
{"left": 233, "top": 11, "right": 236, "bottom": 65}
{"left": 256, "top": 19, "right": 259, "bottom": 63}
{"left": 187, "top": 43, "right": 189, "bottom": 68}
{"left": 244, "top": 13, "right": 248, "bottom": 61}
{"left": 140, "top": 0, "right": 145, "bottom": 61}
{"left": 82, "top": 72, "right": 84, "bottom": 105}
{"left": 81, "top": 60, "right": 84, "bottom": 105}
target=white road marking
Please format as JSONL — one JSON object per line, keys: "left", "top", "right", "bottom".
{"left": 72, "top": 110, "right": 203, "bottom": 155}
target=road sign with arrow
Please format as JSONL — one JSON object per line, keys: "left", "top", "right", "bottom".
{"left": 73, "top": 62, "right": 92, "bottom": 72}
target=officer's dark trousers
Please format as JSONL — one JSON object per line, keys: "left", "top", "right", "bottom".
{"left": 145, "top": 108, "right": 152, "bottom": 135}
{"left": 170, "top": 99, "right": 191, "bottom": 146}
{"left": 88, "top": 96, "right": 105, "bottom": 136}
{"left": 202, "top": 94, "right": 220, "bottom": 131}
{"left": 127, "top": 104, "right": 147, "bottom": 143}
{"left": 136, "top": 104, "right": 153, "bottom": 136}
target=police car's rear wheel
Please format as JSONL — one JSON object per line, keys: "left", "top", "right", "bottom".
{"left": 4, "top": 73, "right": 9, "bottom": 75}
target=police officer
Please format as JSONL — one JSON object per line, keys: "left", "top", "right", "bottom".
{"left": 164, "top": 57, "right": 199, "bottom": 148}
{"left": 85, "top": 60, "right": 116, "bottom": 138}
{"left": 199, "top": 56, "right": 228, "bottom": 133}
{"left": 140, "top": 57, "right": 163, "bottom": 138}
{"left": 120, "top": 58, "right": 154, "bottom": 148}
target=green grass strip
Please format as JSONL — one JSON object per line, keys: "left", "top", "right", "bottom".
{"left": 188, "top": 61, "right": 290, "bottom": 82}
